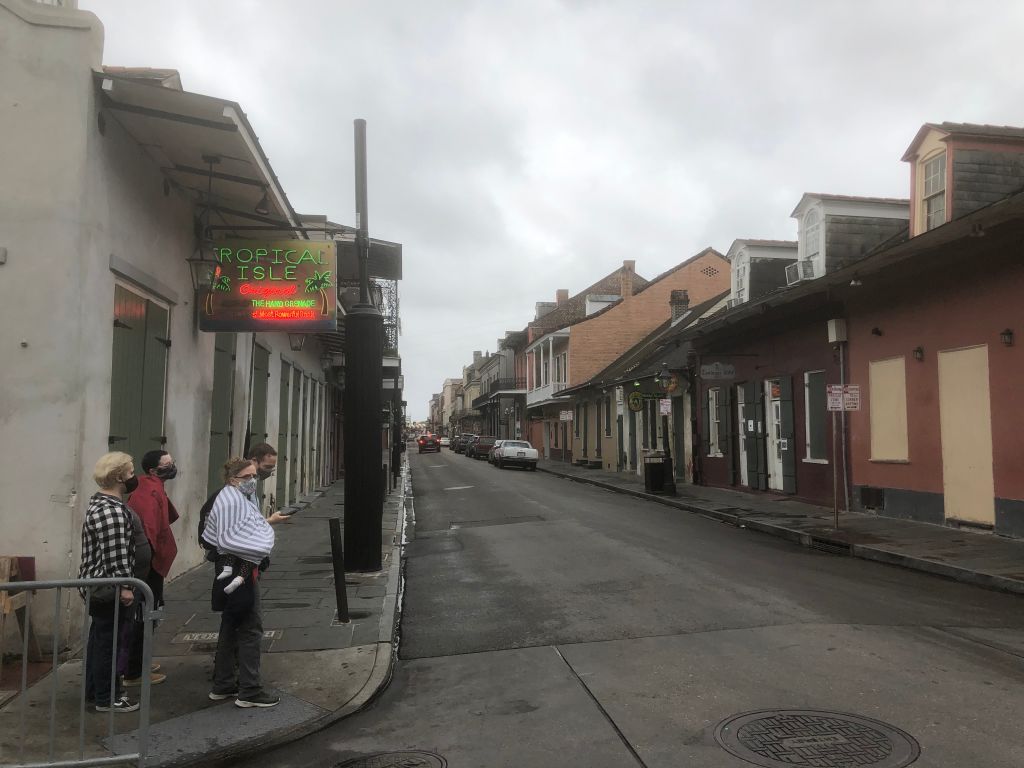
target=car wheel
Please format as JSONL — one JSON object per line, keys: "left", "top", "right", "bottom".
{"left": 498, "top": 459, "right": 504, "bottom": 469}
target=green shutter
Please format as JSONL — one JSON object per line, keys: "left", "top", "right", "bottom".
{"left": 140, "top": 302, "right": 169, "bottom": 454}
{"left": 250, "top": 344, "right": 270, "bottom": 444}
{"left": 700, "top": 387, "right": 710, "bottom": 458}
{"left": 719, "top": 386, "right": 734, "bottom": 482}
{"left": 779, "top": 376, "right": 797, "bottom": 494}
{"left": 806, "top": 372, "right": 827, "bottom": 460}
{"left": 753, "top": 382, "right": 768, "bottom": 490}
{"left": 300, "top": 374, "right": 310, "bottom": 494}
{"left": 109, "top": 286, "right": 146, "bottom": 457}
{"left": 742, "top": 381, "right": 757, "bottom": 488}
{"left": 277, "top": 361, "right": 291, "bottom": 505}
{"left": 206, "top": 333, "right": 235, "bottom": 497}
{"left": 290, "top": 367, "right": 301, "bottom": 501}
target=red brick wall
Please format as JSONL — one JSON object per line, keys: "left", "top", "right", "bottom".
{"left": 568, "top": 253, "right": 729, "bottom": 386}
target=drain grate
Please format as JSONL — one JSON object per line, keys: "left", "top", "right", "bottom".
{"left": 335, "top": 753, "right": 445, "bottom": 768}
{"left": 715, "top": 709, "right": 920, "bottom": 767}
{"left": 809, "top": 537, "right": 851, "bottom": 556}
{"left": 449, "top": 515, "right": 544, "bottom": 529}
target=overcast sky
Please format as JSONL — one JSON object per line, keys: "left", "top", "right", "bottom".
{"left": 82, "top": 0, "right": 1024, "bottom": 420}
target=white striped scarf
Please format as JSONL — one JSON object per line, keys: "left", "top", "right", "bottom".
{"left": 202, "top": 485, "right": 275, "bottom": 563}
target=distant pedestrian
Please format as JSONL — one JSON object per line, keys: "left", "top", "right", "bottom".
{"left": 79, "top": 452, "right": 138, "bottom": 713}
{"left": 202, "top": 457, "right": 288, "bottom": 708}
{"left": 124, "top": 450, "right": 179, "bottom": 687}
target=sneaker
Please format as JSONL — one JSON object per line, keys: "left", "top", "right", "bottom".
{"left": 151, "top": 663, "right": 162, "bottom": 674}
{"left": 208, "top": 688, "right": 239, "bottom": 701}
{"left": 124, "top": 672, "right": 166, "bottom": 686}
{"left": 95, "top": 697, "right": 140, "bottom": 713}
{"left": 235, "top": 691, "right": 280, "bottom": 708}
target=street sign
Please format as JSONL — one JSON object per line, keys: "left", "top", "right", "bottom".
{"left": 659, "top": 398, "right": 672, "bottom": 415}
{"left": 559, "top": 410, "right": 573, "bottom": 421}
{"left": 700, "top": 362, "right": 736, "bottom": 380}
{"left": 827, "top": 384, "right": 861, "bottom": 412}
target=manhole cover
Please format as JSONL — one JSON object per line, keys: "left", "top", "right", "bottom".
{"left": 715, "top": 710, "right": 919, "bottom": 767}
{"left": 335, "top": 751, "right": 445, "bottom": 768}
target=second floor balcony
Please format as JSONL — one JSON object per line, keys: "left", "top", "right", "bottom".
{"left": 526, "top": 380, "right": 567, "bottom": 408}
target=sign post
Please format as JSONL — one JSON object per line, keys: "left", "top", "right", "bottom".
{"left": 826, "top": 384, "right": 861, "bottom": 528}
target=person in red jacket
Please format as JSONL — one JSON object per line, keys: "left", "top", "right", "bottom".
{"left": 124, "top": 449, "right": 179, "bottom": 686}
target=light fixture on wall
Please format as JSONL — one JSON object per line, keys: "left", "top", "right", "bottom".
{"left": 186, "top": 155, "right": 221, "bottom": 292}
{"left": 849, "top": 277, "right": 863, "bottom": 287}
{"left": 968, "top": 222, "right": 986, "bottom": 238}
{"left": 287, "top": 333, "right": 306, "bottom": 352}
{"left": 912, "top": 346, "right": 924, "bottom": 361}
{"left": 1000, "top": 328, "right": 1015, "bottom": 347}
{"left": 254, "top": 189, "right": 271, "bottom": 216}
{"left": 655, "top": 362, "right": 672, "bottom": 389}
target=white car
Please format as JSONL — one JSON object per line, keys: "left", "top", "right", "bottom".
{"left": 495, "top": 440, "right": 538, "bottom": 471}
{"left": 439, "top": 436, "right": 451, "bottom": 447}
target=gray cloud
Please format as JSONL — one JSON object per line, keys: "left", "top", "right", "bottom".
{"left": 83, "top": 0, "right": 1024, "bottom": 418}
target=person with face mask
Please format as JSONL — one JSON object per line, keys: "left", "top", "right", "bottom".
{"left": 201, "top": 457, "right": 279, "bottom": 708}
{"left": 79, "top": 452, "right": 139, "bottom": 712}
{"left": 123, "top": 449, "right": 179, "bottom": 686}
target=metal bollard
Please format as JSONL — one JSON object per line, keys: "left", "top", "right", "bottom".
{"left": 329, "top": 518, "right": 350, "bottom": 624}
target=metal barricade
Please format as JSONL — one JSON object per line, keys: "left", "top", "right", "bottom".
{"left": 0, "top": 577, "right": 157, "bottom": 768}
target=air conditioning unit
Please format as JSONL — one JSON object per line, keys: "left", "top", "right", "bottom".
{"left": 785, "top": 260, "right": 816, "bottom": 286}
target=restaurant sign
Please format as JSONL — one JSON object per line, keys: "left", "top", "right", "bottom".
{"left": 198, "top": 240, "right": 338, "bottom": 332}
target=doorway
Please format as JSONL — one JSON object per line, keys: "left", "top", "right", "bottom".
{"left": 938, "top": 346, "right": 995, "bottom": 526}
{"left": 206, "top": 333, "right": 236, "bottom": 497}
{"left": 277, "top": 361, "right": 291, "bottom": 508}
{"left": 764, "top": 379, "right": 784, "bottom": 490}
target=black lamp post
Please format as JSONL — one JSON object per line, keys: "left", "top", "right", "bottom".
{"left": 343, "top": 119, "right": 385, "bottom": 572}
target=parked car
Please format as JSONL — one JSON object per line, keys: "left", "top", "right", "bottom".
{"left": 466, "top": 435, "right": 497, "bottom": 459}
{"left": 454, "top": 434, "right": 475, "bottom": 454}
{"left": 487, "top": 440, "right": 505, "bottom": 464}
{"left": 439, "top": 436, "right": 451, "bottom": 447}
{"left": 417, "top": 434, "right": 440, "bottom": 453}
{"left": 495, "top": 440, "right": 539, "bottom": 471}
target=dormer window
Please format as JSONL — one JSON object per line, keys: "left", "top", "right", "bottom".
{"left": 923, "top": 153, "right": 946, "bottom": 231}
{"left": 803, "top": 210, "right": 821, "bottom": 261}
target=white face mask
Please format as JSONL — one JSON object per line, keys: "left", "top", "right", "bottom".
{"left": 238, "top": 478, "right": 257, "bottom": 496}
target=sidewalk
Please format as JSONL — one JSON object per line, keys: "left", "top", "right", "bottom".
{"left": 0, "top": 465, "right": 408, "bottom": 768}
{"left": 538, "top": 459, "right": 1024, "bottom": 595}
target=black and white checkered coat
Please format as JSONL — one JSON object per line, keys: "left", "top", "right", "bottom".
{"left": 79, "top": 492, "right": 135, "bottom": 595}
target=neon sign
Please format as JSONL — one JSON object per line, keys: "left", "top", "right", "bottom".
{"left": 197, "top": 239, "right": 338, "bottom": 333}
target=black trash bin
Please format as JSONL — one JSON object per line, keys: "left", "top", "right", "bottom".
{"left": 643, "top": 454, "right": 665, "bottom": 493}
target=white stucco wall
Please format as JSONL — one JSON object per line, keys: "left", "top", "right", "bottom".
{"left": 0, "top": 1, "right": 335, "bottom": 643}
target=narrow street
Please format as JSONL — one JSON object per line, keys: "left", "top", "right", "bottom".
{"left": 250, "top": 451, "right": 1024, "bottom": 767}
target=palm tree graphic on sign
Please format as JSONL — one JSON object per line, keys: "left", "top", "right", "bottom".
{"left": 304, "top": 270, "right": 334, "bottom": 317}
{"left": 204, "top": 266, "right": 231, "bottom": 316}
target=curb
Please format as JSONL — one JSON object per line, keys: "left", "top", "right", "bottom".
{"left": 537, "top": 465, "right": 1024, "bottom": 597}
{"left": 183, "top": 463, "right": 409, "bottom": 768}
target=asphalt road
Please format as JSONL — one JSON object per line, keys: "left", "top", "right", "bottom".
{"left": 254, "top": 448, "right": 1024, "bottom": 767}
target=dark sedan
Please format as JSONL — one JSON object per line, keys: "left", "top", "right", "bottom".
{"left": 417, "top": 435, "right": 441, "bottom": 453}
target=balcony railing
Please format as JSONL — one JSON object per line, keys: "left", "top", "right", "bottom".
{"left": 526, "top": 380, "right": 568, "bottom": 407}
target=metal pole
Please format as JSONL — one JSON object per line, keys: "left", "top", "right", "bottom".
{"left": 839, "top": 341, "right": 850, "bottom": 512}
{"left": 343, "top": 118, "right": 385, "bottom": 571}
{"left": 832, "top": 410, "right": 839, "bottom": 529}
{"left": 329, "top": 518, "right": 350, "bottom": 623}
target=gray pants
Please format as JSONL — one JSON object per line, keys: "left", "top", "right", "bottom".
{"left": 212, "top": 586, "right": 263, "bottom": 698}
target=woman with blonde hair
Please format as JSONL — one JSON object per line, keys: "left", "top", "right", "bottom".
{"left": 79, "top": 451, "right": 139, "bottom": 712}
{"left": 202, "top": 456, "right": 287, "bottom": 708}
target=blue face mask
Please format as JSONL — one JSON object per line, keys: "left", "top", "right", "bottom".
{"left": 238, "top": 478, "right": 257, "bottom": 496}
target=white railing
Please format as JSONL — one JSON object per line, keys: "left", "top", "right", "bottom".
{"left": 527, "top": 381, "right": 567, "bottom": 406}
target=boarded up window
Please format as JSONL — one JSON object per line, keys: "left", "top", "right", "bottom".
{"left": 804, "top": 370, "right": 827, "bottom": 460}
{"left": 869, "top": 357, "right": 909, "bottom": 461}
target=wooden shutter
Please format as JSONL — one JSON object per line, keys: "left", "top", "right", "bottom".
{"left": 206, "top": 332, "right": 235, "bottom": 497}
{"left": 277, "top": 361, "right": 291, "bottom": 505}
{"left": 140, "top": 301, "right": 169, "bottom": 452}
{"left": 754, "top": 381, "right": 768, "bottom": 490}
{"left": 779, "top": 376, "right": 797, "bottom": 494}
{"left": 290, "top": 367, "right": 301, "bottom": 501}
{"left": 109, "top": 286, "right": 146, "bottom": 457}
{"left": 742, "top": 381, "right": 758, "bottom": 488}
{"left": 700, "top": 387, "right": 711, "bottom": 458}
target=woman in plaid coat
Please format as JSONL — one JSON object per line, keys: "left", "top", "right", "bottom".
{"left": 79, "top": 452, "right": 139, "bottom": 712}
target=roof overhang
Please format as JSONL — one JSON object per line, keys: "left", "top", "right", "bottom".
{"left": 525, "top": 327, "right": 570, "bottom": 353}
{"left": 96, "top": 71, "right": 302, "bottom": 238}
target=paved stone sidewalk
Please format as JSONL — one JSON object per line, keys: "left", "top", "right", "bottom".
{"left": 538, "top": 459, "right": 1024, "bottom": 595}
{"left": 0, "top": 464, "right": 408, "bottom": 768}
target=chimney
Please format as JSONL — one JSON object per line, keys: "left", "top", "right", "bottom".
{"left": 620, "top": 260, "right": 635, "bottom": 298}
{"left": 535, "top": 301, "right": 556, "bottom": 319}
{"left": 670, "top": 289, "right": 690, "bottom": 322}
{"left": 473, "top": 350, "right": 482, "bottom": 366}
{"left": 555, "top": 289, "right": 569, "bottom": 305}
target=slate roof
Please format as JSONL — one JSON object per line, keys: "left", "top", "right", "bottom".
{"left": 902, "top": 122, "right": 1024, "bottom": 160}
{"left": 528, "top": 265, "right": 650, "bottom": 337}
{"left": 559, "top": 290, "right": 730, "bottom": 395}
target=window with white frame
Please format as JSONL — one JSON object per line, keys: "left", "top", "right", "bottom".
{"left": 734, "top": 261, "right": 747, "bottom": 303}
{"left": 803, "top": 370, "right": 827, "bottom": 461}
{"left": 803, "top": 209, "right": 821, "bottom": 261}
{"left": 708, "top": 387, "right": 721, "bottom": 456}
{"left": 923, "top": 153, "right": 946, "bottom": 231}
{"left": 555, "top": 354, "right": 562, "bottom": 383}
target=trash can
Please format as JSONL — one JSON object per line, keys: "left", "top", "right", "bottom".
{"left": 643, "top": 453, "right": 665, "bottom": 493}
